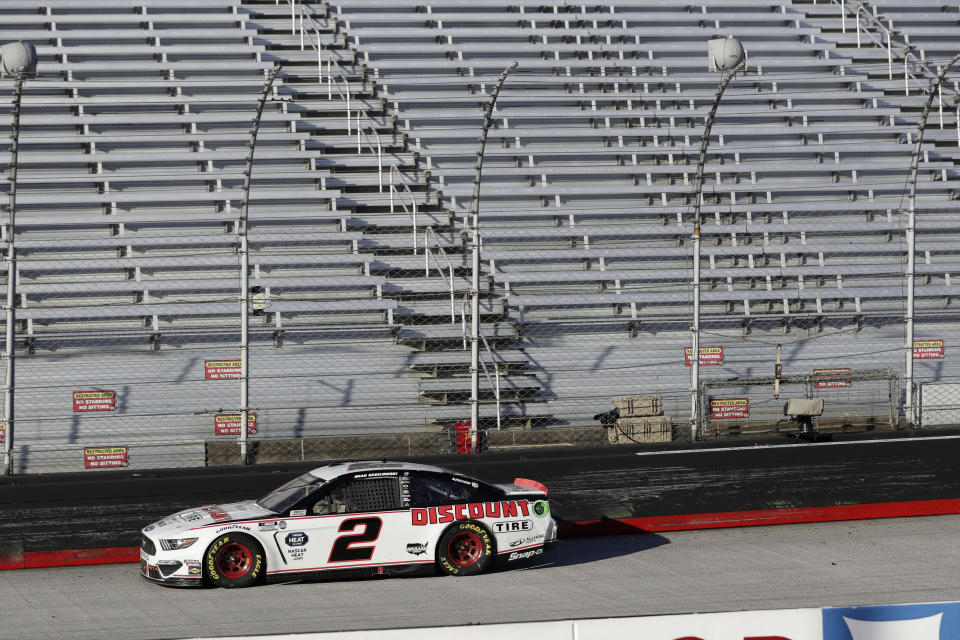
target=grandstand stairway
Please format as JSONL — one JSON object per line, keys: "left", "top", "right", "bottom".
{"left": 308, "top": 0, "right": 960, "bottom": 432}
{"left": 240, "top": 0, "right": 548, "bottom": 432}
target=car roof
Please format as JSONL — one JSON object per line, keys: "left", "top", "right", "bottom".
{"left": 306, "top": 460, "right": 456, "bottom": 481}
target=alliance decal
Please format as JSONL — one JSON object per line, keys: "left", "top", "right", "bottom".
{"left": 509, "top": 533, "right": 546, "bottom": 548}
{"left": 411, "top": 500, "right": 530, "bottom": 526}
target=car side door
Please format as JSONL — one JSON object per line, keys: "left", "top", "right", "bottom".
{"left": 278, "top": 471, "right": 413, "bottom": 573}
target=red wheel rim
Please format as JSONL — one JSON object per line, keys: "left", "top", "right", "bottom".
{"left": 447, "top": 531, "right": 483, "bottom": 567}
{"left": 216, "top": 542, "right": 253, "bottom": 579}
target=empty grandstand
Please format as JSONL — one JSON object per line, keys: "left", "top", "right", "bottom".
{"left": 1, "top": 0, "right": 960, "bottom": 472}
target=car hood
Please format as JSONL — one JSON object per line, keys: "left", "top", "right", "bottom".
{"left": 143, "top": 500, "right": 275, "bottom": 536}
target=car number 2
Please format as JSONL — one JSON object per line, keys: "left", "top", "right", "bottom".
{"left": 328, "top": 517, "right": 383, "bottom": 563}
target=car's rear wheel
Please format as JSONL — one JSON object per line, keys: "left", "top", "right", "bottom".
{"left": 204, "top": 533, "right": 264, "bottom": 588}
{"left": 436, "top": 521, "right": 494, "bottom": 576}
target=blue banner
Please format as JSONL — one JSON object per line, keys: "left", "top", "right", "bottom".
{"left": 823, "top": 602, "right": 960, "bottom": 640}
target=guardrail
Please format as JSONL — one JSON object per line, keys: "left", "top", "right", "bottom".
{"left": 829, "top": 0, "right": 960, "bottom": 146}
{"left": 832, "top": 3, "right": 942, "bottom": 95}
{"left": 298, "top": 2, "right": 423, "bottom": 245}
{"left": 390, "top": 164, "right": 420, "bottom": 252}
{"left": 424, "top": 226, "right": 456, "bottom": 323}
{"left": 297, "top": 1, "right": 388, "bottom": 179}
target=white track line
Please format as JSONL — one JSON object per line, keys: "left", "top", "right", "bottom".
{"left": 634, "top": 433, "right": 960, "bottom": 456}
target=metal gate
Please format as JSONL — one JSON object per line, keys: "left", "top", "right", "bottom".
{"left": 697, "top": 369, "right": 899, "bottom": 439}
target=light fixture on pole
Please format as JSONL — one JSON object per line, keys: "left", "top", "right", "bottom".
{"left": 468, "top": 61, "right": 517, "bottom": 454}
{"left": 1, "top": 41, "right": 36, "bottom": 476}
{"left": 238, "top": 63, "right": 282, "bottom": 465}
{"left": 690, "top": 36, "right": 745, "bottom": 441}
{"left": 903, "top": 51, "right": 960, "bottom": 428}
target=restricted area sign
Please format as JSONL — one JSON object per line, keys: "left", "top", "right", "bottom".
{"left": 709, "top": 397, "right": 749, "bottom": 419}
{"left": 913, "top": 339, "right": 945, "bottom": 360}
{"left": 73, "top": 390, "right": 116, "bottom": 412}
{"left": 684, "top": 346, "right": 724, "bottom": 366}
{"left": 84, "top": 446, "right": 128, "bottom": 469}
{"left": 205, "top": 360, "right": 242, "bottom": 380}
{"left": 214, "top": 413, "right": 257, "bottom": 436}
{"left": 813, "top": 368, "right": 852, "bottom": 389}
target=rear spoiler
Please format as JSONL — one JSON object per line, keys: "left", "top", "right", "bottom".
{"left": 513, "top": 477, "right": 548, "bottom": 496}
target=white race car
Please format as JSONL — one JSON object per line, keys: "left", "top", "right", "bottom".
{"left": 140, "top": 461, "right": 557, "bottom": 587}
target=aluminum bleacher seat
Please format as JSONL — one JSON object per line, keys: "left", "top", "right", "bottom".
{"left": 0, "top": 0, "right": 415, "bottom": 468}
{"left": 310, "top": 0, "right": 960, "bottom": 433}
{"left": 6, "top": 0, "right": 960, "bottom": 470}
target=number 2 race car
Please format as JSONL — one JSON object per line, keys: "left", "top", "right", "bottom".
{"left": 140, "top": 461, "right": 556, "bottom": 587}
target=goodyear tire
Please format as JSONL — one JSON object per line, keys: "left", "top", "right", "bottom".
{"left": 436, "top": 521, "right": 494, "bottom": 576}
{"left": 204, "top": 533, "right": 265, "bottom": 588}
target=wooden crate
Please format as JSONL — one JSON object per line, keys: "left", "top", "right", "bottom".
{"left": 611, "top": 394, "right": 662, "bottom": 417}
{"left": 609, "top": 416, "right": 673, "bottom": 444}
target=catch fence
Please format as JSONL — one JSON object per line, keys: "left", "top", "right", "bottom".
{"left": 0, "top": 0, "right": 959, "bottom": 473}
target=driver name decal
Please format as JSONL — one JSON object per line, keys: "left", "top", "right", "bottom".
{"left": 410, "top": 500, "right": 530, "bottom": 526}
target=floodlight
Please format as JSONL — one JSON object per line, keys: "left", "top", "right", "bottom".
{"left": 707, "top": 36, "right": 745, "bottom": 72}
{"left": 1, "top": 42, "right": 37, "bottom": 77}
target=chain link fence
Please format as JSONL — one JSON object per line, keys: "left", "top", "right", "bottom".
{"left": 1, "top": 0, "right": 960, "bottom": 473}
{"left": 698, "top": 368, "right": 899, "bottom": 439}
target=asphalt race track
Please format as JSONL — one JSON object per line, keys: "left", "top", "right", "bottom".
{"left": 4, "top": 430, "right": 960, "bottom": 562}
{"left": 1, "top": 514, "right": 957, "bottom": 640}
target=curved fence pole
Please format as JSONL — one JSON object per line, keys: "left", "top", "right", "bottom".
{"left": 690, "top": 56, "right": 745, "bottom": 441}
{"left": 469, "top": 61, "right": 518, "bottom": 453}
{"left": 2, "top": 42, "right": 37, "bottom": 476}
{"left": 3, "top": 74, "right": 25, "bottom": 475}
{"left": 238, "top": 63, "right": 283, "bottom": 465}
{"left": 904, "top": 51, "right": 960, "bottom": 427}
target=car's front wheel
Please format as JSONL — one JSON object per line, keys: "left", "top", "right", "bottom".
{"left": 436, "top": 521, "right": 494, "bottom": 576}
{"left": 204, "top": 533, "right": 265, "bottom": 588}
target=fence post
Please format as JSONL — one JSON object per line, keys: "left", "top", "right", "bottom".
{"left": 2, "top": 74, "right": 25, "bottom": 476}
{"left": 1, "top": 43, "right": 37, "bottom": 476}
{"left": 469, "top": 62, "right": 518, "bottom": 453}
{"left": 690, "top": 43, "right": 745, "bottom": 441}
{"left": 238, "top": 64, "right": 283, "bottom": 465}
{"left": 904, "top": 51, "right": 960, "bottom": 427}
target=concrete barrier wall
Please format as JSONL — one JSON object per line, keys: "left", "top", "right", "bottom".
{"left": 3, "top": 433, "right": 960, "bottom": 566}
{"left": 197, "top": 601, "right": 960, "bottom": 640}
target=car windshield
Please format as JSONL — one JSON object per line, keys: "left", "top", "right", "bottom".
{"left": 256, "top": 472, "right": 327, "bottom": 513}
